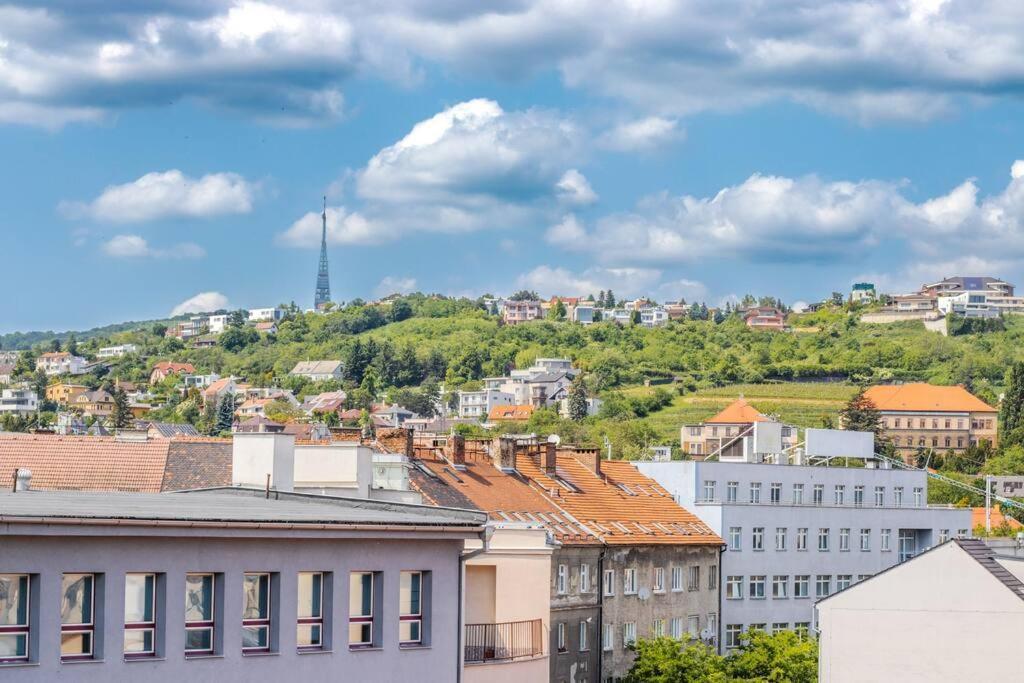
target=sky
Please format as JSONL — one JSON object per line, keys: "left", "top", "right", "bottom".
{"left": 3, "top": 0, "right": 1024, "bottom": 332}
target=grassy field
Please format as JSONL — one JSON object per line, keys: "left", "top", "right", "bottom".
{"left": 619, "top": 382, "right": 859, "bottom": 443}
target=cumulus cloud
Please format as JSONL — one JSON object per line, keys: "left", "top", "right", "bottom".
{"left": 555, "top": 170, "right": 597, "bottom": 204}
{"left": 101, "top": 234, "right": 205, "bottom": 259}
{"left": 374, "top": 276, "right": 417, "bottom": 298}
{"left": 516, "top": 265, "right": 666, "bottom": 299}
{"left": 62, "top": 170, "right": 256, "bottom": 223}
{"left": 545, "top": 214, "right": 587, "bottom": 246}
{"left": 598, "top": 117, "right": 683, "bottom": 151}
{"left": 277, "top": 206, "right": 381, "bottom": 246}
{"left": 170, "top": 291, "right": 229, "bottom": 316}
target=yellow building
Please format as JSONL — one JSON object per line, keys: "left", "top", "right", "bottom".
{"left": 45, "top": 383, "right": 89, "bottom": 405}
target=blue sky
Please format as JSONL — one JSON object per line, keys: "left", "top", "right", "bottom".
{"left": 3, "top": 1, "right": 1024, "bottom": 332}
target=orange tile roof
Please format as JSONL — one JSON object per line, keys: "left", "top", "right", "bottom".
{"left": 706, "top": 398, "right": 771, "bottom": 424}
{"left": 152, "top": 361, "right": 195, "bottom": 373}
{"left": 864, "top": 384, "right": 996, "bottom": 413}
{"left": 971, "top": 506, "right": 1024, "bottom": 531}
{"left": 488, "top": 404, "right": 535, "bottom": 421}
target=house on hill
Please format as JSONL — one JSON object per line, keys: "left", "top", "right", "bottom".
{"left": 149, "top": 361, "right": 195, "bottom": 384}
{"left": 681, "top": 398, "right": 797, "bottom": 458}
{"left": 289, "top": 360, "right": 343, "bottom": 382}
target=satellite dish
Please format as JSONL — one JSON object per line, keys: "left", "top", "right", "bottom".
{"left": 700, "top": 628, "right": 715, "bottom": 643}
{"left": 638, "top": 587, "right": 651, "bottom": 600}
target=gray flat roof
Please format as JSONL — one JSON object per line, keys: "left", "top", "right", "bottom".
{"left": 0, "top": 488, "right": 486, "bottom": 528}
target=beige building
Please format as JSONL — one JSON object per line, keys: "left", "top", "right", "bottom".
{"left": 681, "top": 398, "right": 797, "bottom": 459}
{"left": 864, "top": 383, "right": 998, "bottom": 459}
{"left": 45, "top": 382, "right": 89, "bottom": 404}
{"left": 817, "top": 539, "right": 1024, "bottom": 683}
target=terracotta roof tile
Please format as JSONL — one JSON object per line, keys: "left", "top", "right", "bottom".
{"left": 705, "top": 398, "right": 771, "bottom": 424}
{"left": 864, "top": 383, "right": 996, "bottom": 413}
{"left": 488, "top": 405, "right": 534, "bottom": 421}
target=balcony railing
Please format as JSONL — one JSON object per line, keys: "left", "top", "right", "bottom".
{"left": 465, "top": 618, "right": 543, "bottom": 664}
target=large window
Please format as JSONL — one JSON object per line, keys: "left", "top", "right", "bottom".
{"left": 752, "top": 527, "right": 764, "bottom": 551}
{"left": 834, "top": 485, "right": 845, "bottom": 506}
{"left": 794, "top": 576, "right": 809, "bottom": 599}
{"left": 913, "top": 487, "right": 923, "bottom": 507}
{"left": 881, "top": 528, "right": 892, "bottom": 552}
{"left": 837, "top": 575, "right": 852, "bottom": 592}
{"left": 349, "top": 572, "right": 375, "bottom": 648}
{"left": 860, "top": 529, "right": 872, "bottom": 551}
{"left": 557, "top": 565, "right": 568, "bottom": 595}
{"left": 839, "top": 528, "right": 850, "bottom": 552}
{"left": 687, "top": 615, "right": 699, "bottom": 639}
{"left": 124, "top": 573, "right": 156, "bottom": 658}
{"left": 579, "top": 564, "right": 591, "bottom": 593}
{"left": 603, "top": 570, "right": 615, "bottom": 596}
{"left": 874, "top": 486, "right": 885, "bottom": 507}
{"left": 894, "top": 487, "right": 903, "bottom": 507}
{"left": 749, "top": 482, "right": 761, "bottom": 504}
{"left": 670, "top": 566, "right": 683, "bottom": 592}
{"left": 854, "top": 486, "right": 864, "bottom": 507}
{"left": 728, "top": 527, "right": 741, "bottom": 551}
{"left": 688, "top": 566, "right": 700, "bottom": 591}
{"left": 242, "top": 573, "right": 271, "bottom": 653}
{"left": 602, "top": 624, "right": 613, "bottom": 651}
{"left": 579, "top": 621, "right": 588, "bottom": 651}
{"left": 792, "top": 483, "right": 804, "bottom": 505}
{"left": 772, "top": 575, "right": 788, "bottom": 599}
{"left": 622, "top": 622, "right": 637, "bottom": 648}
{"left": 670, "top": 617, "right": 683, "bottom": 639}
{"left": 556, "top": 623, "right": 566, "bottom": 653}
{"left": 297, "top": 572, "right": 324, "bottom": 651}
{"left": 399, "top": 571, "right": 424, "bottom": 646}
{"left": 775, "top": 527, "right": 787, "bottom": 551}
{"left": 725, "top": 576, "right": 742, "bottom": 600}
{"left": 60, "top": 573, "right": 95, "bottom": 661}
{"left": 815, "top": 575, "right": 831, "bottom": 599}
{"left": 749, "top": 576, "right": 765, "bottom": 600}
{"left": 623, "top": 568, "right": 637, "bottom": 595}
{"left": 770, "top": 483, "right": 781, "bottom": 504}
{"left": 653, "top": 567, "right": 665, "bottom": 593}
{"left": 796, "top": 528, "right": 807, "bottom": 551}
{"left": 708, "top": 565, "right": 718, "bottom": 591}
{"left": 703, "top": 480, "right": 716, "bottom": 502}
{"left": 185, "top": 573, "right": 215, "bottom": 656}
{"left": 817, "top": 528, "right": 830, "bottom": 552}
{"left": 0, "top": 574, "right": 29, "bottom": 663}
{"left": 725, "top": 624, "right": 741, "bottom": 649}
{"left": 726, "top": 481, "right": 738, "bottom": 503}
{"left": 813, "top": 485, "right": 824, "bottom": 505}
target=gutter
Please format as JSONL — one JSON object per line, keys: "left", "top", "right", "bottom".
{"left": 0, "top": 516, "right": 483, "bottom": 534}
{"left": 457, "top": 524, "right": 493, "bottom": 683}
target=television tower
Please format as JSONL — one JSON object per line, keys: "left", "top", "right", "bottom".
{"left": 314, "top": 196, "right": 331, "bottom": 310}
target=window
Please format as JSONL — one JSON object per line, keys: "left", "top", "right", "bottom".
{"left": 775, "top": 527, "right": 787, "bottom": 551}
{"left": 708, "top": 613, "right": 718, "bottom": 640}
{"left": 124, "top": 573, "right": 156, "bottom": 658}
{"left": 579, "top": 621, "right": 589, "bottom": 651}
{"left": 749, "top": 576, "right": 765, "bottom": 600}
{"left": 749, "top": 482, "right": 761, "bottom": 504}
{"left": 813, "top": 484, "right": 824, "bottom": 506}
{"left": 349, "top": 572, "right": 375, "bottom": 648}
{"left": 725, "top": 576, "right": 742, "bottom": 600}
{"left": 623, "top": 568, "right": 637, "bottom": 595}
{"left": 708, "top": 565, "right": 718, "bottom": 591}
{"left": 603, "top": 570, "right": 615, "bottom": 597}
{"left": 792, "top": 483, "right": 804, "bottom": 505}
{"left": 894, "top": 418, "right": 901, "bottom": 428}
{"left": 881, "top": 528, "right": 891, "bottom": 552}
{"left": 834, "top": 485, "right": 845, "bottom": 506}
{"left": 770, "top": 483, "right": 781, "bottom": 504}
{"left": 794, "top": 576, "right": 809, "bottom": 599}
{"left": 914, "top": 487, "right": 923, "bottom": 507}
{"left": 557, "top": 565, "right": 568, "bottom": 595}
{"left": 958, "top": 529, "right": 969, "bottom": 539}
{"left": 837, "top": 575, "right": 852, "bottom": 592}
{"left": 602, "top": 624, "right": 613, "bottom": 651}
{"left": 894, "top": 487, "right": 903, "bottom": 507}
{"left": 297, "top": 572, "right": 324, "bottom": 650}
{"left": 668, "top": 566, "right": 683, "bottom": 592}
{"left": 874, "top": 486, "right": 885, "bottom": 507}
{"left": 653, "top": 568, "right": 665, "bottom": 593}
{"left": 703, "top": 480, "right": 716, "bottom": 502}
{"left": 796, "top": 528, "right": 808, "bottom": 551}
{"left": 0, "top": 574, "right": 29, "bottom": 663}
{"left": 185, "top": 573, "right": 215, "bottom": 656}
{"left": 557, "top": 623, "right": 567, "bottom": 653}
{"left": 670, "top": 617, "right": 683, "bottom": 639}
{"left": 815, "top": 576, "right": 831, "bottom": 599}
{"left": 400, "top": 571, "right": 424, "bottom": 646}
{"left": 817, "top": 528, "right": 829, "bottom": 552}
{"left": 858, "top": 574, "right": 872, "bottom": 582}
{"left": 728, "top": 527, "right": 742, "bottom": 551}
{"left": 752, "top": 527, "right": 764, "bottom": 551}
{"left": 795, "top": 623, "right": 810, "bottom": 640}
{"left": 652, "top": 619, "right": 665, "bottom": 637}
{"left": 725, "top": 624, "right": 741, "bottom": 649}
{"left": 688, "top": 566, "right": 700, "bottom": 591}
{"left": 623, "top": 622, "right": 637, "bottom": 647}
{"left": 242, "top": 573, "right": 271, "bottom": 653}
{"left": 772, "top": 623, "right": 788, "bottom": 634}
{"left": 580, "top": 564, "right": 591, "bottom": 593}
{"left": 854, "top": 486, "right": 864, "bottom": 507}
{"left": 60, "top": 573, "right": 95, "bottom": 661}
{"left": 860, "top": 529, "right": 871, "bottom": 551}
{"left": 839, "top": 528, "right": 850, "bottom": 552}
{"left": 939, "top": 529, "right": 950, "bottom": 543}
{"left": 726, "top": 481, "right": 738, "bottom": 503}
{"left": 772, "top": 575, "right": 788, "bottom": 599}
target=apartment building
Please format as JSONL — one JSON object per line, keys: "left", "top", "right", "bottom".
{"left": 149, "top": 362, "right": 196, "bottom": 385}
{"left": 863, "top": 383, "right": 998, "bottom": 459}
{"left": 743, "top": 307, "right": 786, "bottom": 331}
{"left": 96, "top": 344, "right": 139, "bottom": 359}
{"left": 0, "top": 388, "right": 38, "bottom": 417}
{"left": 0, "top": 485, "right": 484, "bottom": 682}
{"left": 457, "top": 387, "right": 516, "bottom": 419}
{"left": 921, "top": 276, "right": 1015, "bottom": 297}
{"left": 638, "top": 426, "right": 971, "bottom": 652}
{"left": 502, "top": 300, "right": 543, "bottom": 325}
{"left": 45, "top": 383, "right": 89, "bottom": 405}
{"left": 849, "top": 282, "right": 875, "bottom": 304}
{"left": 35, "top": 352, "right": 86, "bottom": 376}
{"left": 289, "top": 360, "right": 344, "bottom": 382}
{"left": 681, "top": 398, "right": 797, "bottom": 459}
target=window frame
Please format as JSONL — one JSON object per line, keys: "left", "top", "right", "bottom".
{"left": 0, "top": 574, "right": 30, "bottom": 664}
{"left": 652, "top": 567, "right": 665, "bottom": 593}
{"left": 775, "top": 527, "right": 787, "bottom": 551}
{"left": 578, "top": 620, "right": 589, "bottom": 651}
{"left": 603, "top": 569, "right": 615, "bottom": 597}
{"left": 579, "top": 564, "right": 591, "bottom": 593}
{"left": 60, "top": 573, "right": 96, "bottom": 662}
{"left": 185, "top": 573, "right": 216, "bottom": 657}
{"left": 123, "top": 573, "right": 156, "bottom": 659}
{"left": 622, "top": 568, "right": 638, "bottom": 595}
{"left": 622, "top": 622, "right": 637, "bottom": 648}
{"left": 772, "top": 575, "right": 788, "bottom": 599}
{"left": 751, "top": 527, "right": 764, "bottom": 551}
{"left": 556, "top": 564, "right": 568, "bottom": 595}
{"left": 688, "top": 565, "right": 700, "bottom": 592}
{"left": 399, "top": 571, "right": 424, "bottom": 647}
{"left": 670, "top": 566, "right": 683, "bottom": 592}
{"left": 556, "top": 622, "right": 567, "bottom": 653}
{"left": 241, "top": 573, "right": 271, "bottom": 654}
{"left": 749, "top": 575, "right": 766, "bottom": 600}
{"left": 297, "top": 571, "right": 324, "bottom": 651}
{"left": 349, "top": 571, "right": 376, "bottom": 649}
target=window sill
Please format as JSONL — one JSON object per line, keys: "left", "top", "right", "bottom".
{"left": 297, "top": 648, "right": 332, "bottom": 655}
{"left": 242, "top": 651, "right": 279, "bottom": 657}
{"left": 0, "top": 662, "right": 39, "bottom": 669}
{"left": 349, "top": 646, "right": 383, "bottom": 652}
{"left": 399, "top": 643, "right": 430, "bottom": 650}
{"left": 125, "top": 656, "right": 165, "bottom": 663}
{"left": 61, "top": 658, "right": 104, "bottom": 665}
{"left": 185, "top": 653, "right": 224, "bottom": 661}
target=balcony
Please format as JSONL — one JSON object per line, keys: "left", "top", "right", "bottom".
{"left": 465, "top": 618, "right": 543, "bottom": 664}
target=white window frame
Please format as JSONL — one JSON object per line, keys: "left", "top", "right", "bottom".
{"left": 653, "top": 567, "right": 665, "bottom": 593}
{"left": 124, "top": 572, "right": 156, "bottom": 658}
{"left": 728, "top": 526, "right": 741, "bottom": 551}
{"left": 579, "top": 564, "right": 591, "bottom": 593}
{"left": 772, "top": 575, "right": 788, "bottom": 599}
{"left": 775, "top": 527, "right": 787, "bottom": 551}
{"left": 622, "top": 622, "right": 637, "bottom": 648}
{"left": 622, "top": 568, "right": 637, "bottom": 595}
{"left": 0, "top": 574, "right": 30, "bottom": 663}
{"left": 670, "top": 566, "right": 684, "bottom": 592}
{"left": 242, "top": 572, "right": 271, "bottom": 654}
{"left": 60, "top": 573, "right": 96, "bottom": 662}
{"left": 557, "top": 564, "right": 568, "bottom": 595}
{"left": 399, "top": 570, "right": 424, "bottom": 647}
{"left": 603, "top": 570, "right": 615, "bottom": 597}
{"left": 579, "top": 620, "right": 589, "bottom": 651}
{"left": 297, "top": 572, "right": 324, "bottom": 651}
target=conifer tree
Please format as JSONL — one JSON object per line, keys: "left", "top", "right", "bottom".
{"left": 1000, "top": 362, "right": 1024, "bottom": 447}
{"left": 109, "top": 386, "right": 133, "bottom": 429}
{"left": 216, "top": 392, "right": 236, "bottom": 434}
{"left": 568, "top": 375, "right": 589, "bottom": 421}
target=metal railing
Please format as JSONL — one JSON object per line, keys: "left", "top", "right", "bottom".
{"left": 464, "top": 618, "right": 543, "bottom": 664}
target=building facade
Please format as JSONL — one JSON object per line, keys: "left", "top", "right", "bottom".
{"left": 35, "top": 352, "right": 87, "bottom": 376}
{"left": 0, "top": 389, "right": 38, "bottom": 417}
{"left": 681, "top": 398, "right": 797, "bottom": 459}
{"left": 502, "top": 300, "right": 543, "bottom": 325}
{"left": 457, "top": 388, "right": 516, "bottom": 419}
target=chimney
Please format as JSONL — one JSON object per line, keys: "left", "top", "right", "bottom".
{"left": 232, "top": 432, "right": 295, "bottom": 493}
{"left": 568, "top": 447, "right": 601, "bottom": 476}
{"left": 492, "top": 436, "right": 517, "bottom": 472}
{"left": 543, "top": 440, "right": 557, "bottom": 473}
{"left": 12, "top": 468, "right": 31, "bottom": 492}
{"left": 449, "top": 434, "right": 466, "bottom": 469}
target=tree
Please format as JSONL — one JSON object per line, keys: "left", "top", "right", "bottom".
{"left": 630, "top": 310, "right": 642, "bottom": 325}
{"left": 547, "top": 300, "right": 567, "bottom": 321}
{"left": 109, "top": 386, "right": 133, "bottom": 429}
{"left": 605, "top": 290, "right": 616, "bottom": 308}
{"left": 567, "top": 375, "right": 589, "bottom": 421}
{"left": 509, "top": 290, "right": 539, "bottom": 301}
{"left": 219, "top": 326, "right": 259, "bottom": 352}
{"left": 215, "top": 393, "right": 236, "bottom": 434}
{"left": 66, "top": 333, "right": 78, "bottom": 356}
{"left": 725, "top": 628, "right": 817, "bottom": 683}
{"left": 598, "top": 290, "right": 606, "bottom": 308}
{"left": 1000, "top": 362, "right": 1024, "bottom": 448}
{"left": 839, "top": 387, "right": 885, "bottom": 446}
{"left": 228, "top": 309, "right": 248, "bottom": 328}
{"left": 624, "top": 637, "right": 726, "bottom": 683}
{"left": 390, "top": 299, "right": 413, "bottom": 323}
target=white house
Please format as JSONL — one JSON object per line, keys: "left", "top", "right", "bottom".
{"left": 289, "top": 360, "right": 344, "bottom": 382}
{"left": 556, "top": 396, "right": 604, "bottom": 418}
{"left": 0, "top": 388, "right": 38, "bottom": 416}
{"left": 248, "top": 307, "right": 286, "bottom": 322}
{"left": 96, "top": 343, "right": 139, "bottom": 359}
{"left": 816, "top": 538, "right": 1024, "bottom": 683}
{"left": 35, "top": 352, "right": 87, "bottom": 376}
{"left": 208, "top": 314, "right": 229, "bottom": 334}
{"left": 458, "top": 388, "right": 516, "bottom": 419}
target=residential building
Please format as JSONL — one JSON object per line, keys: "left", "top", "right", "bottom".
{"left": 183, "top": 373, "right": 220, "bottom": 390}
{"left": 639, "top": 306, "right": 669, "bottom": 328}
{"left": 45, "top": 382, "right": 89, "bottom": 405}
{"left": 254, "top": 321, "right": 278, "bottom": 335}
{"left": 863, "top": 383, "right": 998, "bottom": 459}
{"left": 0, "top": 485, "right": 484, "bottom": 682}
{"left": 371, "top": 404, "right": 416, "bottom": 428}
{"left": 458, "top": 388, "right": 516, "bottom": 419}
{"left": 743, "top": 307, "right": 786, "bottom": 331}
{"left": 861, "top": 294, "right": 941, "bottom": 324}
{"left": 0, "top": 351, "right": 19, "bottom": 365}
{"left": 487, "top": 405, "right": 535, "bottom": 423}
{"left": 0, "top": 388, "right": 38, "bottom": 416}
{"left": 203, "top": 378, "right": 239, "bottom": 407}
{"left": 557, "top": 396, "right": 604, "bottom": 419}
{"left": 602, "top": 309, "right": 633, "bottom": 325}
{"left": 816, "top": 539, "right": 1024, "bottom": 683}
{"left": 891, "top": 294, "right": 938, "bottom": 312}
{"left": 150, "top": 362, "right": 196, "bottom": 385}
{"left": 96, "top": 343, "right": 139, "bottom": 359}
{"left": 572, "top": 302, "right": 595, "bottom": 324}
{"left": 289, "top": 360, "right": 344, "bottom": 382}
{"left": 935, "top": 289, "right": 1024, "bottom": 318}
{"left": 638, "top": 426, "right": 971, "bottom": 652}
{"left": 681, "top": 398, "right": 797, "bottom": 459}
{"left": 139, "top": 421, "right": 201, "bottom": 439}
{"left": 502, "top": 300, "right": 543, "bottom": 325}
{"left": 70, "top": 389, "right": 115, "bottom": 419}
{"left": 0, "top": 363, "right": 13, "bottom": 385}
{"left": 849, "top": 282, "right": 875, "bottom": 304}
{"left": 301, "top": 390, "right": 348, "bottom": 416}
{"left": 921, "top": 275, "right": 1015, "bottom": 297}
{"left": 35, "top": 352, "right": 87, "bottom": 376}
{"left": 248, "top": 307, "right": 286, "bottom": 322}
{"left": 208, "top": 314, "right": 230, "bottom": 334}
{"left": 165, "top": 317, "right": 208, "bottom": 340}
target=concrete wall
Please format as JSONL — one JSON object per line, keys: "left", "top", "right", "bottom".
{"left": 549, "top": 546, "right": 602, "bottom": 683}
{"left": 1, "top": 528, "right": 466, "bottom": 682}
{"left": 817, "top": 543, "right": 1024, "bottom": 682}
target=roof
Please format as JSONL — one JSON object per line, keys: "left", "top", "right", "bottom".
{"left": 203, "top": 377, "right": 235, "bottom": 396}
{"left": 488, "top": 405, "right": 535, "bottom": 421}
{"left": 290, "top": 360, "right": 342, "bottom": 375}
{"left": 971, "top": 506, "right": 1024, "bottom": 531}
{"left": 160, "top": 437, "right": 232, "bottom": 491}
{"left": 705, "top": 398, "right": 771, "bottom": 424}
{"left": 955, "top": 539, "right": 1024, "bottom": 602}
{"left": 925, "top": 276, "right": 1011, "bottom": 290}
{"left": 0, "top": 488, "right": 485, "bottom": 529}
{"left": 38, "top": 352, "right": 71, "bottom": 360}
{"left": 151, "top": 361, "right": 195, "bottom": 374}
{"left": 144, "top": 422, "right": 200, "bottom": 438}
{"left": 863, "top": 383, "right": 996, "bottom": 413}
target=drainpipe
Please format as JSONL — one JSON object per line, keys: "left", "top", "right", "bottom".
{"left": 458, "top": 522, "right": 493, "bottom": 683}
{"left": 597, "top": 548, "right": 606, "bottom": 683}
{"left": 716, "top": 543, "right": 725, "bottom": 654}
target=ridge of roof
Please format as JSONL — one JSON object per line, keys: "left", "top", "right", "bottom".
{"left": 864, "top": 383, "right": 996, "bottom": 413}
{"left": 705, "top": 398, "right": 771, "bottom": 424}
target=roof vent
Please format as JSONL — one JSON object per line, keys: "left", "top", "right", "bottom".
{"left": 13, "top": 468, "right": 31, "bottom": 492}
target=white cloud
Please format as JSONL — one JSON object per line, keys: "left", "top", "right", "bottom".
{"left": 598, "top": 117, "right": 683, "bottom": 151}
{"left": 516, "top": 265, "right": 666, "bottom": 299}
{"left": 653, "top": 278, "right": 708, "bottom": 303}
{"left": 374, "top": 276, "right": 417, "bottom": 297}
{"left": 555, "top": 169, "right": 597, "bottom": 204}
{"left": 101, "top": 234, "right": 205, "bottom": 259}
{"left": 277, "top": 206, "right": 381, "bottom": 246}
{"left": 63, "top": 170, "right": 255, "bottom": 223}
{"left": 170, "top": 291, "right": 229, "bottom": 316}
{"left": 545, "top": 214, "right": 587, "bottom": 246}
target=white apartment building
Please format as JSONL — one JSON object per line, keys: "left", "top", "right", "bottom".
{"left": 208, "top": 314, "right": 229, "bottom": 334}
{"left": 637, "top": 425, "right": 971, "bottom": 651}
{"left": 35, "top": 352, "right": 87, "bottom": 376}
{"left": 248, "top": 307, "right": 286, "bottom": 322}
{"left": 0, "top": 388, "right": 38, "bottom": 416}
{"left": 640, "top": 306, "right": 669, "bottom": 327}
{"left": 457, "top": 388, "right": 516, "bottom": 419}
{"left": 96, "top": 343, "right": 139, "bottom": 359}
